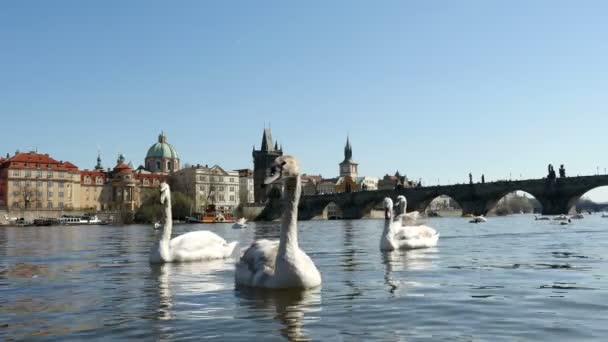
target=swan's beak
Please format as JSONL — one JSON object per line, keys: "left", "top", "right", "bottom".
{"left": 264, "top": 165, "right": 282, "bottom": 185}
{"left": 385, "top": 208, "right": 391, "bottom": 220}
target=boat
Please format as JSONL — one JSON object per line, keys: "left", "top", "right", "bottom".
{"left": 535, "top": 215, "right": 551, "bottom": 221}
{"left": 469, "top": 215, "right": 487, "bottom": 223}
{"left": 552, "top": 214, "right": 569, "bottom": 221}
{"left": 187, "top": 204, "right": 236, "bottom": 223}
{"left": 58, "top": 214, "right": 104, "bottom": 225}
{"left": 33, "top": 218, "right": 59, "bottom": 226}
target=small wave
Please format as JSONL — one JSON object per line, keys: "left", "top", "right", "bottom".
{"left": 539, "top": 282, "right": 596, "bottom": 290}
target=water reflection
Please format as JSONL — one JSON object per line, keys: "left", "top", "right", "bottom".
{"left": 235, "top": 287, "right": 321, "bottom": 342}
{"left": 150, "top": 259, "right": 235, "bottom": 320}
{"left": 382, "top": 248, "right": 439, "bottom": 295}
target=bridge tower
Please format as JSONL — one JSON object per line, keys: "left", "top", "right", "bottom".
{"left": 252, "top": 128, "right": 283, "bottom": 203}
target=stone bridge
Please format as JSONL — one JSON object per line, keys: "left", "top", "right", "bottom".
{"left": 290, "top": 175, "right": 608, "bottom": 220}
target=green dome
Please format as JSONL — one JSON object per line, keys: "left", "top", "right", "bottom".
{"left": 146, "top": 133, "right": 179, "bottom": 160}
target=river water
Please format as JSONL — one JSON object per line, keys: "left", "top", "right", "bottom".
{"left": 1, "top": 215, "right": 607, "bottom": 341}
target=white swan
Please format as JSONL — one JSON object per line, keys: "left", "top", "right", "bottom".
{"left": 381, "top": 197, "right": 439, "bottom": 251}
{"left": 149, "top": 181, "right": 238, "bottom": 263}
{"left": 395, "top": 195, "right": 420, "bottom": 225}
{"left": 235, "top": 155, "right": 321, "bottom": 289}
{"left": 232, "top": 217, "right": 248, "bottom": 229}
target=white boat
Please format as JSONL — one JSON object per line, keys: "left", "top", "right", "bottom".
{"left": 232, "top": 217, "right": 248, "bottom": 229}
{"left": 469, "top": 215, "right": 487, "bottom": 223}
{"left": 535, "top": 215, "right": 551, "bottom": 221}
{"left": 58, "top": 214, "right": 104, "bottom": 225}
{"left": 570, "top": 213, "right": 584, "bottom": 219}
{"left": 552, "top": 214, "right": 569, "bottom": 221}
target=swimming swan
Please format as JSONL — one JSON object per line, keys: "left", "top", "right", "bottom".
{"left": 149, "top": 181, "right": 238, "bottom": 263}
{"left": 381, "top": 197, "right": 439, "bottom": 251}
{"left": 235, "top": 155, "right": 321, "bottom": 289}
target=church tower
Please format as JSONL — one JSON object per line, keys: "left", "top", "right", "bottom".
{"left": 339, "top": 136, "right": 358, "bottom": 178}
{"left": 252, "top": 128, "right": 283, "bottom": 203}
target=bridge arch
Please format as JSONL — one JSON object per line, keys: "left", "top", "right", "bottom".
{"left": 573, "top": 186, "right": 608, "bottom": 213}
{"left": 488, "top": 190, "right": 542, "bottom": 216}
{"left": 421, "top": 194, "right": 463, "bottom": 216}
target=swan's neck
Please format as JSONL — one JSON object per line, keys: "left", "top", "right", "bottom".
{"left": 158, "top": 201, "right": 172, "bottom": 261}
{"left": 278, "top": 176, "right": 300, "bottom": 256}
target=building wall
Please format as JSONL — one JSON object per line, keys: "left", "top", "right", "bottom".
{"left": 6, "top": 168, "right": 81, "bottom": 210}
{"left": 239, "top": 176, "right": 254, "bottom": 204}
{"left": 174, "top": 165, "right": 240, "bottom": 212}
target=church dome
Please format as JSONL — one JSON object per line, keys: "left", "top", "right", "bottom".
{"left": 146, "top": 132, "right": 179, "bottom": 160}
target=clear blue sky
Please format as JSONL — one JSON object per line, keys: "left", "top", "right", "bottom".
{"left": 1, "top": 1, "right": 607, "bottom": 200}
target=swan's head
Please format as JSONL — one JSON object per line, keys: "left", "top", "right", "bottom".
{"left": 396, "top": 195, "right": 407, "bottom": 212}
{"left": 383, "top": 197, "right": 393, "bottom": 220}
{"left": 264, "top": 155, "right": 300, "bottom": 185}
{"left": 159, "top": 181, "right": 170, "bottom": 204}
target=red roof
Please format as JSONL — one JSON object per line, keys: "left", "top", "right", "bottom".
{"left": 113, "top": 163, "right": 132, "bottom": 171}
{"left": 81, "top": 170, "right": 107, "bottom": 184}
{"left": 0, "top": 152, "right": 80, "bottom": 171}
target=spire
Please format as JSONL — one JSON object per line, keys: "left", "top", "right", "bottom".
{"left": 261, "top": 128, "right": 274, "bottom": 151}
{"left": 117, "top": 153, "right": 126, "bottom": 164}
{"left": 95, "top": 152, "right": 103, "bottom": 170}
{"left": 158, "top": 131, "right": 167, "bottom": 143}
{"left": 274, "top": 141, "right": 279, "bottom": 150}
{"left": 344, "top": 135, "right": 352, "bottom": 161}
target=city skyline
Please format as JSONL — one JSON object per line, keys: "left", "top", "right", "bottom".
{"left": 1, "top": 1, "right": 607, "bottom": 200}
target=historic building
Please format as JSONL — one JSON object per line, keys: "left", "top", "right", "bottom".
{"left": 172, "top": 164, "right": 240, "bottom": 212}
{"left": 235, "top": 169, "right": 255, "bottom": 205}
{"left": 0, "top": 151, "right": 163, "bottom": 214}
{"left": 378, "top": 171, "right": 413, "bottom": 190}
{"left": 0, "top": 152, "right": 81, "bottom": 210}
{"left": 145, "top": 132, "right": 180, "bottom": 174}
{"left": 252, "top": 128, "right": 283, "bottom": 203}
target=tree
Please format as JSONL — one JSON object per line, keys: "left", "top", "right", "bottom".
{"left": 134, "top": 188, "right": 194, "bottom": 223}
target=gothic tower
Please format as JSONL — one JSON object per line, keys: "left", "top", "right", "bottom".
{"left": 339, "top": 135, "right": 358, "bottom": 178}
{"left": 252, "top": 128, "right": 283, "bottom": 203}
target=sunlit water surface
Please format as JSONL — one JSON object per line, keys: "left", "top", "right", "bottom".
{"left": 1, "top": 215, "right": 607, "bottom": 341}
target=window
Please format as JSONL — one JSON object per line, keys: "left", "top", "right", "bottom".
{"left": 36, "top": 202, "right": 42, "bottom": 208}
{"left": 48, "top": 181, "right": 53, "bottom": 187}
{"left": 96, "top": 177, "right": 103, "bottom": 184}
{"left": 47, "top": 202, "right": 53, "bottom": 209}
{"left": 229, "top": 186, "right": 235, "bottom": 192}
{"left": 59, "top": 192, "right": 64, "bottom": 198}
{"left": 229, "top": 195, "right": 235, "bottom": 201}
{"left": 36, "top": 181, "right": 42, "bottom": 187}
{"left": 219, "top": 194, "right": 225, "bottom": 201}
{"left": 25, "top": 170, "right": 31, "bottom": 178}
{"left": 13, "top": 191, "right": 20, "bottom": 196}
{"left": 12, "top": 202, "right": 20, "bottom": 209}
{"left": 58, "top": 182, "right": 64, "bottom": 188}
{"left": 156, "top": 161, "right": 161, "bottom": 170}
{"left": 36, "top": 191, "right": 42, "bottom": 197}
{"left": 12, "top": 170, "right": 20, "bottom": 177}
{"left": 58, "top": 202, "right": 63, "bottom": 208}
{"left": 48, "top": 191, "right": 53, "bottom": 198}
{"left": 143, "top": 179, "right": 149, "bottom": 186}
{"left": 59, "top": 172, "right": 65, "bottom": 178}
{"left": 37, "top": 170, "right": 42, "bottom": 178}
{"left": 218, "top": 186, "right": 225, "bottom": 191}
{"left": 230, "top": 178, "right": 235, "bottom": 183}
{"left": 199, "top": 185, "right": 205, "bottom": 191}
{"left": 25, "top": 180, "right": 31, "bottom": 187}
{"left": 47, "top": 171, "right": 53, "bottom": 178}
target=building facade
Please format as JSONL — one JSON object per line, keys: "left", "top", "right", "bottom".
{"left": 252, "top": 128, "right": 283, "bottom": 203}
{"left": 236, "top": 169, "right": 254, "bottom": 205}
{"left": 0, "top": 151, "right": 163, "bottom": 214}
{"left": 173, "top": 164, "right": 240, "bottom": 212}
{"left": 145, "top": 132, "right": 180, "bottom": 174}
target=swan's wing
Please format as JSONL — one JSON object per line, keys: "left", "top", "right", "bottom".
{"left": 169, "top": 230, "right": 236, "bottom": 261}
{"left": 395, "top": 225, "right": 438, "bottom": 240}
{"left": 399, "top": 211, "right": 420, "bottom": 225}
{"left": 235, "top": 239, "right": 279, "bottom": 287}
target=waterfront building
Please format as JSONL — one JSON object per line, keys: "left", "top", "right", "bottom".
{"left": 235, "top": 169, "right": 255, "bottom": 204}
{"left": 0, "top": 152, "right": 81, "bottom": 210}
{"left": 252, "top": 128, "right": 283, "bottom": 203}
{"left": 317, "top": 178, "right": 339, "bottom": 194}
{"left": 173, "top": 164, "right": 240, "bottom": 212}
{"left": 0, "top": 151, "right": 163, "bottom": 214}
{"left": 354, "top": 176, "right": 379, "bottom": 191}
{"left": 145, "top": 132, "right": 180, "bottom": 174}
